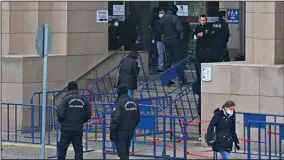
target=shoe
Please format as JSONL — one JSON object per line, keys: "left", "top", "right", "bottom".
{"left": 167, "top": 81, "right": 175, "bottom": 86}
{"left": 181, "top": 81, "right": 190, "bottom": 86}
{"left": 156, "top": 69, "right": 164, "bottom": 73}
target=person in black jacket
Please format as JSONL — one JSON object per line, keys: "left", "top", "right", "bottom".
{"left": 160, "top": 5, "right": 187, "bottom": 85}
{"left": 118, "top": 47, "right": 140, "bottom": 98}
{"left": 211, "top": 11, "right": 230, "bottom": 62}
{"left": 57, "top": 81, "right": 91, "bottom": 160}
{"left": 153, "top": 7, "right": 166, "bottom": 72}
{"left": 181, "top": 20, "right": 192, "bottom": 56}
{"left": 193, "top": 14, "right": 213, "bottom": 63}
{"left": 110, "top": 85, "right": 140, "bottom": 160}
{"left": 109, "top": 19, "right": 120, "bottom": 50}
{"left": 206, "top": 100, "right": 240, "bottom": 159}
{"left": 118, "top": 13, "right": 138, "bottom": 50}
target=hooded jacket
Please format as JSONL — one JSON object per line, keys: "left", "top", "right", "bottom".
{"left": 207, "top": 108, "right": 239, "bottom": 152}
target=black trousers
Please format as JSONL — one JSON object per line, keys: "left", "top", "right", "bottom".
{"left": 115, "top": 134, "right": 133, "bottom": 160}
{"left": 164, "top": 42, "right": 186, "bottom": 82}
{"left": 58, "top": 130, "right": 83, "bottom": 160}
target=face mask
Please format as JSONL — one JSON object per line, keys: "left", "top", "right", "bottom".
{"left": 226, "top": 109, "right": 233, "bottom": 116}
{"left": 159, "top": 14, "right": 164, "bottom": 18}
{"left": 114, "top": 22, "right": 119, "bottom": 26}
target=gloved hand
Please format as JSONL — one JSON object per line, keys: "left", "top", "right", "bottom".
{"left": 110, "top": 131, "right": 116, "bottom": 142}
{"left": 235, "top": 143, "right": 240, "bottom": 150}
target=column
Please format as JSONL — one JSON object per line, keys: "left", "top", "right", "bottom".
{"left": 246, "top": 2, "right": 284, "bottom": 64}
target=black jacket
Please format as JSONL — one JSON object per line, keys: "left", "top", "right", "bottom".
{"left": 207, "top": 108, "right": 239, "bottom": 152}
{"left": 56, "top": 90, "right": 91, "bottom": 131}
{"left": 182, "top": 21, "right": 192, "bottom": 43}
{"left": 118, "top": 55, "right": 140, "bottom": 90}
{"left": 193, "top": 23, "right": 212, "bottom": 51}
{"left": 110, "top": 94, "right": 140, "bottom": 138}
{"left": 211, "top": 19, "right": 230, "bottom": 48}
{"left": 108, "top": 25, "right": 119, "bottom": 50}
{"left": 159, "top": 10, "right": 184, "bottom": 45}
{"left": 118, "top": 19, "right": 137, "bottom": 50}
{"left": 152, "top": 18, "right": 162, "bottom": 41}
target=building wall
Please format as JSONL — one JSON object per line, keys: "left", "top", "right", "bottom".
{"left": 201, "top": 2, "right": 284, "bottom": 150}
{"left": 1, "top": 2, "right": 109, "bottom": 130}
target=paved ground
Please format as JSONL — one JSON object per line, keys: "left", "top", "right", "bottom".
{"left": 2, "top": 131, "right": 279, "bottom": 159}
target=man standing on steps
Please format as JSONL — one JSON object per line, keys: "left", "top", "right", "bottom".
{"left": 159, "top": 5, "right": 188, "bottom": 86}
{"left": 118, "top": 46, "right": 140, "bottom": 98}
{"left": 110, "top": 85, "right": 140, "bottom": 160}
{"left": 57, "top": 81, "right": 92, "bottom": 160}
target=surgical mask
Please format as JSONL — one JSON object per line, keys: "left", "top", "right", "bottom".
{"left": 114, "top": 22, "right": 119, "bottom": 26}
{"left": 159, "top": 14, "right": 164, "bottom": 18}
{"left": 226, "top": 109, "right": 233, "bottom": 116}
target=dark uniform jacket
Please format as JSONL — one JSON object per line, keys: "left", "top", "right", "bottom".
{"left": 152, "top": 18, "right": 162, "bottom": 42}
{"left": 118, "top": 19, "right": 137, "bottom": 50}
{"left": 118, "top": 55, "right": 140, "bottom": 90}
{"left": 159, "top": 10, "right": 184, "bottom": 45}
{"left": 207, "top": 108, "right": 239, "bottom": 152}
{"left": 56, "top": 90, "right": 91, "bottom": 131}
{"left": 211, "top": 19, "right": 230, "bottom": 49}
{"left": 110, "top": 94, "right": 140, "bottom": 138}
{"left": 193, "top": 23, "right": 212, "bottom": 51}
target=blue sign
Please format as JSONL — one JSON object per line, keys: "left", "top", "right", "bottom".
{"left": 227, "top": 9, "right": 239, "bottom": 24}
{"left": 35, "top": 24, "right": 52, "bottom": 57}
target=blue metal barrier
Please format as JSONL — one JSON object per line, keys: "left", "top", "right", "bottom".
{"left": 247, "top": 121, "right": 284, "bottom": 159}
{"left": 84, "top": 96, "right": 173, "bottom": 144}
{"left": 99, "top": 102, "right": 188, "bottom": 159}
{"left": 232, "top": 112, "right": 284, "bottom": 157}
{"left": 1, "top": 103, "right": 58, "bottom": 146}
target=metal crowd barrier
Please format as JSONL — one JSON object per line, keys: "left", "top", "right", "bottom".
{"left": 99, "top": 101, "right": 188, "bottom": 159}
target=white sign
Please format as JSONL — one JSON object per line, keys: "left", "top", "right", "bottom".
{"left": 201, "top": 66, "right": 212, "bottom": 82}
{"left": 207, "top": 17, "right": 219, "bottom": 23}
{"left": 113, "top": 5, "right": 124, "bottom": 16}
{"left": 96, "top": 10, "right": 108, "bottom": 23}
{"left": 176, "top": 5, "right": 188, "bottom": 16}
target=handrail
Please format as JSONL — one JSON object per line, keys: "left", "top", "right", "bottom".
{"left": 51, "top": 46, "right": 125, "bottom": 99}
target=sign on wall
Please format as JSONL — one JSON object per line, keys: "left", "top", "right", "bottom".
{"left": 176, "top": 5, "right": 188, "bottom": 16}
{"left": 96, "top": 10, "right": 108, "bottom": 23}
{"left": 227, "top": 9, "right": 239, "bottom": 24}
{"left": 113, "top": 5, "right": 125, "bottom": 16}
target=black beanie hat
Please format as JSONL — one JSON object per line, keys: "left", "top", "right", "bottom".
{"left": 117, "top": 85, "right": 128, "bottom": 97}
{"left": 67, "top": 81, "right": 78, "bottom": 91}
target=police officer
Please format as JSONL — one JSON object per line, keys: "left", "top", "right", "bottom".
{"left": 193, "top": 14, "right": 213, "bottom": 140}
{"left": 110, "top": 85, "right": 140, "bottom": 160}
{"left": 159, "top": 5, "right": 187, "bottom": 85}
{"left": 211, "top": 11, "right": 230, "bottom": 62}
{"left": 57, "top": 81, "right": 92, "bottom": 160}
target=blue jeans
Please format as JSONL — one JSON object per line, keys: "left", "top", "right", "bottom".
{"left": 127, "top": 89, "right": 134, "bottom": 98}
{"left": 219, "top": 152, "right": 230, "bottom": 159}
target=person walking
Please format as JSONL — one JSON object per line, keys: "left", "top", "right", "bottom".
{"left": 206, "top": 100, "right": 240, "bottom": 159}
{"left": 110, "top": 85, "right": 141, "bottom": 160}
{"left": 118, "top": 47, "right": 140, "bottom": 97}
{"left": 57, "top": 81, "right": 92, "bottom": 160}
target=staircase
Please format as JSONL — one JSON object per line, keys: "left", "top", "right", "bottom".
{"left": 138, "top": 55, "right": 200, "bottom": 139}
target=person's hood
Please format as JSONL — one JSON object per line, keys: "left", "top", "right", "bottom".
{"left": 62, "top": 90, "right": 79, "bottom": 99}
{"left": 166, "top": 10, "right": 176, "bottom": 15}
{"left": 214, "top": 108, "right": 222, "bottom": 113}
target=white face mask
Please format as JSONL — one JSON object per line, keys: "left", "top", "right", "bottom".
{"left": 159, "top": 14, "right": 164, "bottom": 18}
{"left": 226, "top": 109, "right": 233, "bottom": 116}
{"left": 114, "top": 22, "right": 119, "bottom": 26}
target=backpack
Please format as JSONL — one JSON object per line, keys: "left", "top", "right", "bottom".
{"left": 205, "top": 108, "right": 221, "bottom": 146}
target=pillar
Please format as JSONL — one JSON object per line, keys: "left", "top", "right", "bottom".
{"left": 246, "top": 2, "right": 284, "bottom": 64}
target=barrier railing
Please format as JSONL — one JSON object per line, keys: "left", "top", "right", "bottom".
{"left": 139, "top": 55, "right": 199, "bottom": 99}
{"left": 247, "top": 121, "right": 284, "bottom": 159}
{"left": 99, "top": 101, "right": 188, "bottom": 159}
{"left": 1, "top": 103, "right": 58, "bottom": 145}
